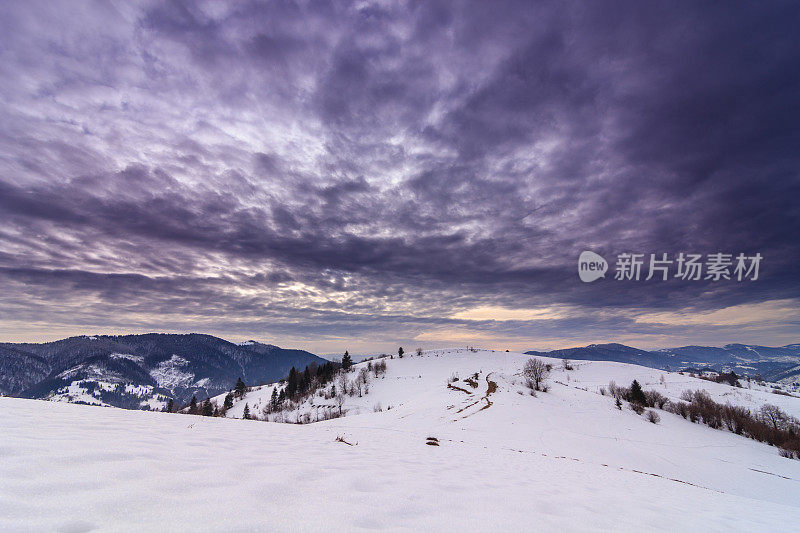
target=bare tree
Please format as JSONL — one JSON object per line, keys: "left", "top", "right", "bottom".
{"left": 368, "top": 359, "right": 387, "bottom": 378}
{"left": 336, "top": 391, "right": 346, "bottom": 415}
{"left": 524, "top": 358, "right": 549, "bottom": 391}
{"left": 337, "top": 372, "right": 349, "bottom": 399}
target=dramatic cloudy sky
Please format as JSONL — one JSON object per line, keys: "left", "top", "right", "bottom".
{"left": 1, "top": 1, "right": 798, "bottom": 352}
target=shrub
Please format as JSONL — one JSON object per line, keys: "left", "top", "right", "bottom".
{"left": 644, "top": 389, "right": 668, "bottom": 409}
{"left": 646, "top": 410, "right": 661, "bottom": 424}
{"left": 666, "top": 400, "right": 689, "bottom": 419}
{"left": 722, "top": 404, "right": 750, "bottom": 434}
{"left": 715, "top": 371, "right": 740, "bottom": 387}
{"left": 630, "top": 403, "right": 645, "bottom": 415}
{"left": 778, "top": 438, "right": 800, "bottom": 460}
{"left": 608, "top": 381, "right": 626, "bottom": 400}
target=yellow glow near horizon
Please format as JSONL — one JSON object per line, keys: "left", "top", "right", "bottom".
{"left": 451, "top": 306, "right": 565, "bottom": 322}
{"left": 635, "top": 299, "right": 799, "bottom": 327}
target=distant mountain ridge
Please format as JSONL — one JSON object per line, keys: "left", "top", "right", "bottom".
{"left": 525, "top": 342, "right": 800, "bottom": 383}
{"left": 0, "top": 334, "right": 326, "bottom": 410}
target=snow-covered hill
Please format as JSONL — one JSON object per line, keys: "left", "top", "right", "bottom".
{"left": 215, "top": 348, "right": 800, "bottom": 422}
{"left": 2, "top": 349, "right": 800, "bottom": 531}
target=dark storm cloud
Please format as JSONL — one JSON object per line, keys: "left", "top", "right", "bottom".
{"left": 0, "top": 0, "right": 798, "bottom": 349}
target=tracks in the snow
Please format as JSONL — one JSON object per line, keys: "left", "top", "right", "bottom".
{"left": 451, "top": 374, "right": 497, "bottom": 420}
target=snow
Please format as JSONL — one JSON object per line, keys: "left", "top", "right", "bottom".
{"left": 149, "top": 355, "right": 193, "bottom": 390}
{"left": 109, "top": 353, "right": 145, "bottom": 364}
{"left": 2, "top": 349, "right": 800, "bottom": 531}
{"left": 139, "top": 395, "right": 168, "bottom": 411}
{"left": 45, "top": 381, "right": 110, "bottom": 407}
{"left": 56, "top": 363, "right": 107, "bottom": 380}
{"left": 44, "top": 380, "right": 170, "bottom": 410}
{"left": 218, "top": 349, "right": 800, "bottom": 422}
{"left": 123, "top": 383, "right": 152, "bottom": 396}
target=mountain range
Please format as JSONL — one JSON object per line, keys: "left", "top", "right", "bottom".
{"left": 526, "top": 342, "right": 800, "bottom": 383}
{"left": 0, "top": 334, "right": 326, "bottom": 409}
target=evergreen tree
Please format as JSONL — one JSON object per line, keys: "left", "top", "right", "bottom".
{"left": 629, "top": 380, "right": 647, "bottom": 405}
{"left": 235, "top": 377, "right": 247, "bottom": 398}
{"left": 286, "top": 367, "right": 299, "bottom": 398}
{"left": 299, "top": 366, "right": 311, "bottom": 394}
{"left": 398, "top": 346, "right": 404, "bottom": 358}
{"left": 242, "top": 403, "right": 250, "bottom": 420}
{"left": 213, "top": 405, "right": 219, "bottom": 417}
{"left": 189, "top": 396, "right": 198, "bottom": 414}
{"left": 278, "top": 389, "right": 286, "bottom": 404}
{"left": 202, "top": 398, "right": 213, "bottom": 417}
{"left": 166, "top": 398, "right": 174, "bottom": 413}
{"left": 223, "top": 392, "right": 234, "bottom": 410}
{"left": 270, "top": 387, "right": 279, "bottom": 411}
{"left": 342, "top": 351, "right": 353, "bottom": 371}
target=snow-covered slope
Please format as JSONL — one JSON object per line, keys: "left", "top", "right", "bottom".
{"left": 2, "top": 349, "right": 800, "bottom": 531}
{"left": 216, "top": 348, "right": 800, "bottom": 421}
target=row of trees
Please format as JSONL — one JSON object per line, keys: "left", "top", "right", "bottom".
{"left": 668, "top": 389, "right": 800, "bottom": 457}
{"left": 285, "top": 361, "right": 340, "bottom": 400}
{"left": 160, "top": 376, "right": 252, "bottom": 418}
{"left": 264, "top": 353, "right": 390, "bottom": 421}
{"left": 604, "top": 379, "right": 800, "bottom": 458}
{"left": 186, "top": 396, "right": 220, "bottom": 417}
{"left": 605, "top": 379, "right": 665, "bottom": 418}
{"left": 166, "top": 347, "right": 401, "bottom": 423}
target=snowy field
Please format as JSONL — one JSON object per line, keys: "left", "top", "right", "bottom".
{"left": 2, "top": 349, "right": 800, "bottom": 531}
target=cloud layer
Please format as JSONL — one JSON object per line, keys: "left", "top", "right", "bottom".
{"left": 1, "top": 1, "right": 798, "bottom": 351}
